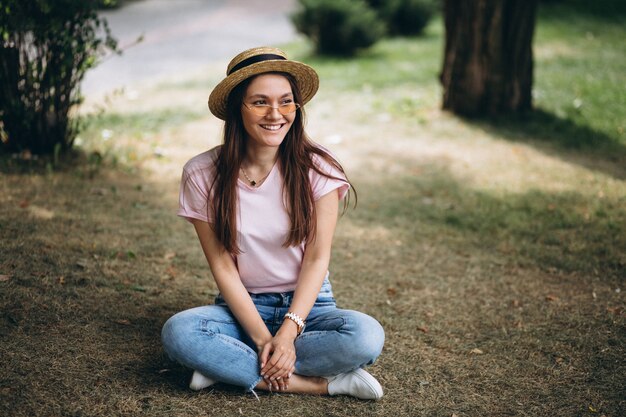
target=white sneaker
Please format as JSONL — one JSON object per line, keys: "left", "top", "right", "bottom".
{"left": 326, "top": 368, "right": 383, "bottom": 400}
{"left": 189, "top": 370, "right": 217, "bottom": 391}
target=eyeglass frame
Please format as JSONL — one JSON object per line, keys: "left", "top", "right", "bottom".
{"left": 241, "top": 101, "right": 301, "bottom": 117}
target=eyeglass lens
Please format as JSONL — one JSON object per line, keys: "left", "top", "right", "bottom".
{"left": 247, "top": 103, "right": 299, "bottom": 116}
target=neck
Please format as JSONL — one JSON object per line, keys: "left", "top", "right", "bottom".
{"left": 243, "top": 142, "right": 279, "bottom": 169}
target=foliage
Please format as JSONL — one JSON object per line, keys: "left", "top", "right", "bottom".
{"left": 0, "top": 0, "right": 117, "bottom": 155}
{"left": 291, "top": 0, "right": 385, "bottom": 56}
{"left": 368, "top": 0, "right": 438, "bottom": 36}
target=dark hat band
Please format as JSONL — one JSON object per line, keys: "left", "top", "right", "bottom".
{"left": 227, "top": 54, "right": 287, "bottom": 75}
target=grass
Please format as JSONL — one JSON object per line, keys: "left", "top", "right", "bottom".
{"left": 1, "top": 2, "right": 625, "bottom": 416}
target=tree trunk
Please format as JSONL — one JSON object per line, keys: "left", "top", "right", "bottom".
{"left": 440, "top": 0, "right": 538, "bottom": 117}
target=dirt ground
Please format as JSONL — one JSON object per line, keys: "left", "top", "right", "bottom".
{"left": 1, "top": 21, "right": 625, "bottom": 416}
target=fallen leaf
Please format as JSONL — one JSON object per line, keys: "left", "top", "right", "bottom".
{"left": 607, "top": 306, "right": 623, "bottom": 315}
{"left": 28, "top": 205, "right": 54, "bottom": 219}
{"left": 163, "top": 252, "right": 176, "bottom": 260}
{"left": 589, "top": 405, "right": 598, "bottom": 413}
{"left": 58, "top": 276, "right": 65, "bottom": 285}
{"left": 19, "top": 199, "right": 30, "bottom": 208}
{"left": 511, "top": 299, "right": 521, "bottom": 307}
{"left": 545, "top": 295, "right": 558, "bottom": 302}
{"left": 470, "top": 348, "right": 484, "bottom": 355}
{"left": 76, "top": 260, "right": 88, "bottom": 269}
{"left": 416, "top": 326, "right": 429, "bottom": 333}
{"left": 166, "top": 265, "right": 177, "bottom": 278}
{"left": 0, "top": 274, "right": 10, "bottom": 282}
{"left": 114, "top": 319, "right": 131, "bottom": 325}
{"left": 386, "top": 287, "right": 397, "bottom": 297}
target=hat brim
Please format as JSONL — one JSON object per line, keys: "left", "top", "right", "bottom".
{"left": 208, "top": 60, "right": 319, "bottom": 120}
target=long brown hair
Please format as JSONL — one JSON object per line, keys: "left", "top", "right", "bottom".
{"left": 209, "top": 72, "right": 355, "bottom": 254}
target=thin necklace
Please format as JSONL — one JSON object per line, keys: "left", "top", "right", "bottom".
{"left": 240, "top": 166, "right": 270, "bottom": 187}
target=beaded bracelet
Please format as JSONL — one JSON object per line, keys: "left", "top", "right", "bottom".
{"left": 284, "top": 312, "right": 306, "bottom": 335}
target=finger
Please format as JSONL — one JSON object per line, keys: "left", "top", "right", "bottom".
{"left": 268, "top": 355, "right": 294, "bottom": 380}
{"left": 262, "top": 350, "right": 286, "bottom": 376}
{"left": 264, "top": 375, "right": 276, "bottom": 391}
{"left": 276, "top": 376, "right": 288, "bottom": 391}
{"left": 264, "top": 351, "right": 292, "bottom": 378}
{"left": 259, "top": 345, "right": 273, "bottom": 374}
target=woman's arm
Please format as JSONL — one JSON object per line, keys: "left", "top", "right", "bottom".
{"left": 259, "top": 189, "right": 340, "bottom": 381}
{"left": 190, "top": 219, "right": 272, "bottom": 349}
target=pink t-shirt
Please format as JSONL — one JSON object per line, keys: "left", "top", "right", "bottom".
{"left": 177, "top": 145, "right": 349, "bottom": 293}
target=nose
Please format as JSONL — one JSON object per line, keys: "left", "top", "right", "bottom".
{"left": 265, "top": 106, "right": 282, "bottom": 119}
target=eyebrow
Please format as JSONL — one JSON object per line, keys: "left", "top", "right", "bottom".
{"left": 247, "top": 93, "right": 293, "bottom": 99}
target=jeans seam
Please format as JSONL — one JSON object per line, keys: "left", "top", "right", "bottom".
{"left": 208, "top": 331, "right": 258, "bottom": 359}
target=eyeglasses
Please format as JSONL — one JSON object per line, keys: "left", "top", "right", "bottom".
{"left": 242, "top": 102, "right": 301, "bottom": 117}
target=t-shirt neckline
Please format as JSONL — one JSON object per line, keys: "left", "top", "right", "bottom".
{"left": 237, "top": 161, "right": 279, "bottom": 191}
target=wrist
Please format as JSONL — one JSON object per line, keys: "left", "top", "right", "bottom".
{"left": 277, "top": 319, "right": 299, "bottom": 340}
{"left": 253, "top": 334, "right": 273, "bottom": 350}
{"left": 284, "top": 311, "right": 306, "bottom": 335}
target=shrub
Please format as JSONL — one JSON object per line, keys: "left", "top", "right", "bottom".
{"left": 0, "top": 0, "right": 117, "bottom": 155}
{"left": 292, "top": 0, "right": 385, "bottom": 56}
{"left": 368, "top": 0, "right": 438, "bottom": 37}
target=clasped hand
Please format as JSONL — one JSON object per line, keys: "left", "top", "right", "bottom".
{"left": 258, "top": 331, "right": 297, "bottom": 391}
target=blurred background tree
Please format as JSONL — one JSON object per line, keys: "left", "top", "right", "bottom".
{"left": 367, "top": 0, "right": 438, "bottom": 37}
{"left": 292, "top": 0, "right": 385, "bottom": 56}
{"left": 292, "top": 0, "right": 437, "bottom": 56}
{"left": 440, "top": 0, "right": 538, "bottom": 116}
{"left": 0, "top": 0, "right": 118, "bottom": 156}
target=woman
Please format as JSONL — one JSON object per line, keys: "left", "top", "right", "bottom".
{"left": 161, "top": 47, "right": 385, "bottom": 400}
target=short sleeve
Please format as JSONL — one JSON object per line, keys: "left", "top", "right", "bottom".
{"left": 310, "top": 153, "right": 350, "bottom": 201}
{"left": 176, "top": 149, "right": 218, "bottom": 224}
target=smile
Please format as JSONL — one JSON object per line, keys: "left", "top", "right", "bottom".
{"left": 260, "top": 124, "right": 284, "bottom": 131}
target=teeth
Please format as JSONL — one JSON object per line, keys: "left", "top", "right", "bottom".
{"left": 261, "top": 124, "right": 282, "bottom": 131}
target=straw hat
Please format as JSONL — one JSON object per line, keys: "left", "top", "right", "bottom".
{"left": 208, "top": 47, "right": 319, "bottom": 120}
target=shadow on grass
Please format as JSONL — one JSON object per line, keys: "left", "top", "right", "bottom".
{"left": 464, "top": 108, "right": 626, "bottom": 180}
{"left": 1, "top": 154, "right": 624, "bottom": 416}
{"left": 351, "top": 158, "right": 625, "bottom": 282}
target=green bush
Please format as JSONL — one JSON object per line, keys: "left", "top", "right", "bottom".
{"left": 292, "top": 0, "right": 385, "bottom": 56}
{"left": 368, "top": 0, "right": 437, "bottom": 37}
{"left": 0, "top": 0, "right": 117, "bottom": 155}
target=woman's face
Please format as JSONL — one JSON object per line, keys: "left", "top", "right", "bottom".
{"left": 241, "top": 73, "right": 296, "bottom": 150}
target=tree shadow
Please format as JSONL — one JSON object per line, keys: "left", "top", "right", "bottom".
{"left": 348, "top": 158, "right": 625, "bottom": 283}
{"left": 464, "top": 108, "right": 626, "bottom": 180}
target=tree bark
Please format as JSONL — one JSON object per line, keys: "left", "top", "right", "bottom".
{"left": 440, "top": 0, "right": 538, "bottom": 117}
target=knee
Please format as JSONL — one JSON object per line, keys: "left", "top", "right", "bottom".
{"left": 345, "top": 312, "right": 385, "bottom": 366}
{"left": 161, "top": 311, "right": 193, "bottom": 357}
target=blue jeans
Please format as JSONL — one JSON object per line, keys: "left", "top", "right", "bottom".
{"left": 161, "top": 279, "right": 385, "bottom": 391}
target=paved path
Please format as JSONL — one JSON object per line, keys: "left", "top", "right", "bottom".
{"left": 83, "top": 0, "right": 298, "bottom": 96}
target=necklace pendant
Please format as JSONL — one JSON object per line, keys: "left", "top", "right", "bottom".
{"left": 250, "top": 180, "right": 256, "bottom": 186}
